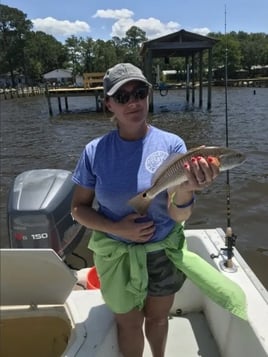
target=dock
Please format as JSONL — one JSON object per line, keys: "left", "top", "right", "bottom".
{"left": 45, "top": 86, "right": 104, "bottom": 115}
{"left": 1, "top": 86, "right": 46, "bottom": 99}
{"left": 214, "top": 77, "right": 268, "bottom": 87}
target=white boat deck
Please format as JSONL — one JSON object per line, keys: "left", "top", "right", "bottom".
{"left": 68, "top": 289, "right": 220, "bottom": 357}
{"left": 73, "top": 270, "right": 220, "bottom": 357}
{"left": 72, "top": 227, "right": 268, "bottom": 357}
{"left": 144, "top": 312, "right": 220, "bottom": 357}
{"left": 2, "top": 228, "right": 268, "bottom": 357}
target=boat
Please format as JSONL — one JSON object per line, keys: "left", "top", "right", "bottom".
{"left": 1, "top": 228, "right": 268, "bottom": 357}
{"left": 1, "top": 169, "right": 268, "bottom": 357}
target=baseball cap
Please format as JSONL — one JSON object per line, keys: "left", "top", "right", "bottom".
{"left": 103, "top": 63, "right": 151, "bottom": 96}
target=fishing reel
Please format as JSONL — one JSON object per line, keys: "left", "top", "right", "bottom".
{"left": 211, "top": 227, "right": 238, "bottom": 272}
{"left": 223, "top": 228, "right": 237, "bottom": 254}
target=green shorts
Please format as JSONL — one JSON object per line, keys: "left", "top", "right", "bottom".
{"left": 147, "top": 249, "right": 186, "bottom": 296}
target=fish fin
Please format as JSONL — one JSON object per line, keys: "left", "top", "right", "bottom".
{"left": 128, "top": 192, "right": 152, "bottom": 215}
{"left": 187, "top": 145, "right": 205, "bottom": 153}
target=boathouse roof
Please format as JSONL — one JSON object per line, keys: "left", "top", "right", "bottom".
{"left": 140, "top": 30, "right": 219, "bottom": 111}
{"left": 140, "top": 29, "right": 218, "bottom": 58}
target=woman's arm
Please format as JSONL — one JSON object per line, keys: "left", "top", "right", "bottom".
{"left": 167, "top": 189, "right": 195, "bottom": 222}
{"left": 71, "top": 185, "right": 155, "bottom": 242}
{"left": 71, "top": 185, "right": 114, "bottom": 232}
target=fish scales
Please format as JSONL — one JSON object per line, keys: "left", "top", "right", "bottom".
{"left": 128, "top": 146, "right": 246, "bottom": 215}
{"left": 150, "top": 158, "right": 187, "bottom": 197}
{"left": 150, "top": 146, "right": 209, "bottom": 196}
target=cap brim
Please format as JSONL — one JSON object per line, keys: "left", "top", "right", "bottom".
{"left": 107, "top": 78, "right": 151, "bottom": 96}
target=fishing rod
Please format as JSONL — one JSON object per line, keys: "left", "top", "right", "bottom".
{"left": 223, "top": 5, "right": 237, "bottom": 270}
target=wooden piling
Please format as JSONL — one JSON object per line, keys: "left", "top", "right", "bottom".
{"left": 58, "top": 97, "right": 62, "bottom": 113}
{"left": 186, "top": 57, "right": 190, "bottom": 104}
{"left": 207, "top": 48, "right": 212, "bottom": 110}
{"left": 199, "top": 52, "right": 203, "bottom": 108}
{"left": 64, "top": 97, "right": 68, "bottom": 111}
{"left": 47, "top": 96, "right": 53, "bottom": 116}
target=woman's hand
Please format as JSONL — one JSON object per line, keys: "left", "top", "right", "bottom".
{"left": 179, "top": 155, "right": 220, "bottom": 192}
{"left": 113, "top": 213, "right": 155, "bottom": 243}
{"left": 72, "top": 185, "right": 155, "bottom": 242}
{"left": 167, "top": 156, "right": 220, "bottom": 222}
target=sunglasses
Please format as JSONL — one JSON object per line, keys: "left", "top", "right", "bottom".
{"left": 112, "top": 86, "right": 149, "bottom": 105}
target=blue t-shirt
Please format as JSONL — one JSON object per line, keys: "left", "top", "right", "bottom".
{"left": 72, "top": 125, "right": 187, "bottom": 243}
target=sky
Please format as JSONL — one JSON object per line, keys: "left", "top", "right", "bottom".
{"left": 2, "top": 0, "right": 268, "bottom": 43}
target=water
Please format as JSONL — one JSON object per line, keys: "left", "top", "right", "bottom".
{"left": 1, "top": 87, "right": 268, "bottom": 288}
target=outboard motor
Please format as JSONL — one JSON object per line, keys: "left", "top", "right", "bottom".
{"left": 7, "top": 169, "right": 85, "bottom": 259}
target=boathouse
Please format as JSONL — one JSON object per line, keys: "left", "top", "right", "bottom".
{"left": 140, "top": 29, "right": 218, "bottom": 111}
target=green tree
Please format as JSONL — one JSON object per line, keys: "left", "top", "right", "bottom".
{"left": 80, "top": 37, "right": 94, "bottom": 72}
{"left": 0, "top": 4, "right": 32, "bottom": 85}
{"left": 208, "top": 32, "right": 242, "bottom": 78}
{"left": 91, "top": 39, "right": 117, "bottom": 71}
{"left": 2, "top": 3, "right": 267, "bottom": 85}
{"left": 65, "top": 36, "right": 117, "bottom": 74}
{"left": 122, "top": 26, "right": 147, "bottom": 66}
{"left": 111, "top": 36, "right": 128, "bottom": 62}
{"left": 124, "top": 26, "right": 147, "bottom": 47}
{"left": 24, "top": 31, "right": 68, "bottom": 83}
{"left": 65, "top": 35, "right": 83, "bottom": 77}
{"left": 240, "top": 33, "right": 268, "bottom": 75}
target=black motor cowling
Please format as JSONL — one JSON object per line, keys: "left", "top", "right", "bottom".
{"left": 7, "top": 169, "right": 85, "bottom": 259}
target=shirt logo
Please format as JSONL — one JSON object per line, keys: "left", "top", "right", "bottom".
{"left": 145, "top": 151, "right": 169, "bottom": 173}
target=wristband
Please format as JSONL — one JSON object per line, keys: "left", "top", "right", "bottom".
{"left": 170, "top": 192, "right": 195, "bottom": 208}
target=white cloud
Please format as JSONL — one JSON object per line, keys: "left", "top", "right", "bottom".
{"left": 111, "top": 18, "right": 135, "bottom": 38}
{"left": 190, "top": 27, "right": 211, "bottom": 36}
{"left": 31, "top": 11, "right": 211, "bottom": 42}
{"left": 93, "top": 9, "right": 134, "bottom": 20}
{"left": 134, "top": 18, "right": 181, "bottom": 39}
{"left": 93, "top": 9, "right": 181, "bottom": 39}
{"left": 32, "top": 17, "right": 90, "bottom": 37}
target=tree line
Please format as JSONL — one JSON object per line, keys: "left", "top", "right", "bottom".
{"left": 1, "top": 4, "right": 268, "bottom": 87}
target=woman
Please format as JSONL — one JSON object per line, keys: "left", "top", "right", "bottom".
{"left": 71, "top": 63, "right": 219, "bottom": 357}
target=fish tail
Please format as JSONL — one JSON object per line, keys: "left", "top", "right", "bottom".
{"left": 128, "top": 192, "right": 152, "bottom": 215}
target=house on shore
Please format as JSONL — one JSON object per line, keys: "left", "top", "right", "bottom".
{"left": 43, "top": 69, "right": 83, "bottom": 87}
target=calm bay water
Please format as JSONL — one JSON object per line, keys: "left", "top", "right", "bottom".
{"left": 1, "top": 87, "right": 267, "bottom": 288}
